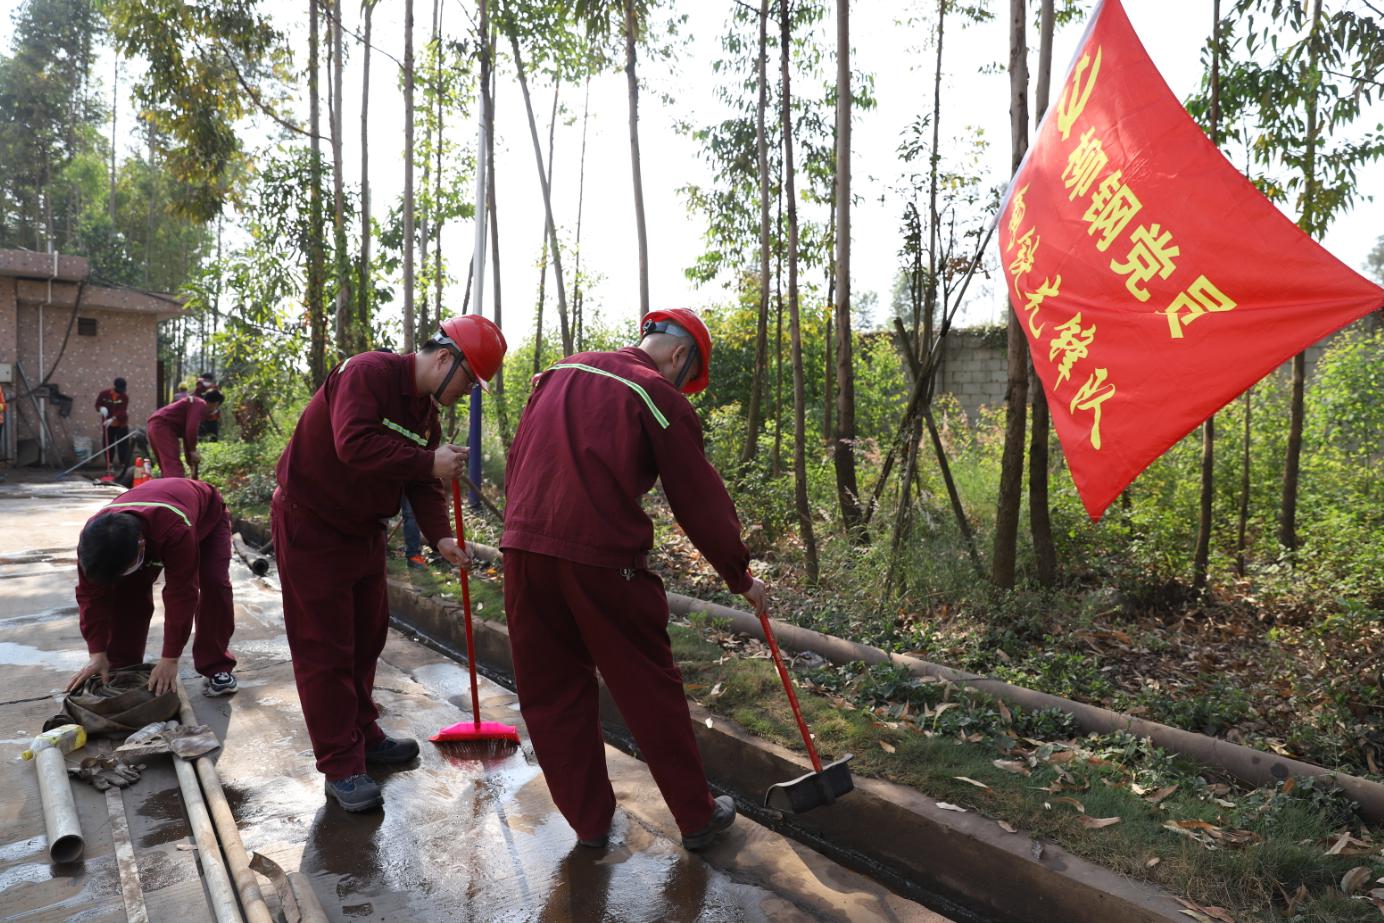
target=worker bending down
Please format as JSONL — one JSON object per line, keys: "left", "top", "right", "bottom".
{"left": 273, "top": 316, "right": 507, "bottom": 812}
{"left": 146, "top": 389, "right": 222, "bottom": 478}
{"left": 502, "top": 308, "right": 766, "bottom": 852}
{"left": 68, "top": 478, "right": 238, "bottom": 698}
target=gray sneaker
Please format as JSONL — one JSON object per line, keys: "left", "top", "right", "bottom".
{"left": 204, "top": 672, "right": 238, "bottom": 697}
{"left": 681, "top": 795, "right": 737, "bottom": 851}
{"left": 325, "top": 773, "right": 384, "bottom": 812}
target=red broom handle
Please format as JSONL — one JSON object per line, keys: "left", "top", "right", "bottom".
{"left": 757, "top": 604, "right": 823, "bottom": 773}
{"left": 451, "top": 480, "right": 482, "bottom": 730}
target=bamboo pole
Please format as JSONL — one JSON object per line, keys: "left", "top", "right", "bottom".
{"left": 171, "top": 751, "right": 242, "bottom": 923}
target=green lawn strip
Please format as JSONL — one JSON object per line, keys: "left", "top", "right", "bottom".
{"left": 669, "top": 622, "right": 1384, "bottom": 923}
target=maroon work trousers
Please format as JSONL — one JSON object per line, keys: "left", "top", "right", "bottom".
{"left": 272, "top": 489, "right": 388, "bottom": 780}
{"left": 106, "top": 509, "right": 236, "bottom": 676}
{"left": 147, "top": 421, "right": 186, "bottom": 478}
{"left": 504, "top": 549, "right": 716, "bottom": 840}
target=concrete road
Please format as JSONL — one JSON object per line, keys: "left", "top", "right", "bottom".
{"left": 0, "top": 475, "right": 957, "bottom": 923}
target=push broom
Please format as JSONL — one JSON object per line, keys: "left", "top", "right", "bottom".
{"left": 757, "top": 600, "right": 854, "bottom": 813}
{"left": 429, "top": 479, "right": 520, "bottom": 751}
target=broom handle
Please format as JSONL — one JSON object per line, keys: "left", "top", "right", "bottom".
{"left": 757, "top": 604, "right": 823, "bottom": 773}
{"left": 451, "top": 480, "right": 482, "bottom": 730}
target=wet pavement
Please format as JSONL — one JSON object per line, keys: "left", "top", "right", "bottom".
{"left": 0, "top": 474, "right": 955, "bottom": 922}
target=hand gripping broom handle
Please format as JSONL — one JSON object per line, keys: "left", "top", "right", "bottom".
{"left": 451, "top": 479, "right": 482, "bottom": 730}
{"left": 756, "top": 603, "right": 823, "bottom": 773}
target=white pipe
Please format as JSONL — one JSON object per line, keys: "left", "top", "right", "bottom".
{"left": 34, "top": 746, "right": 83, "bottom": 863}
{"left": 171, "top": 753, "right": 243, "bottom": 923}
{"left": 175, "top": 681, "right": 273, "bottom": 923}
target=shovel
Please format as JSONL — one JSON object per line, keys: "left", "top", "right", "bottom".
{"left": 755, "top": 601, "right": 853, "bottom": 813}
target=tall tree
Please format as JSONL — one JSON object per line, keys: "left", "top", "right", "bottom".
{"left": 1027, "top": 0, "right": 1056, "bottom": 586}
{"left": 624, "top": 0, "right": 650, "bottom": 321}
{"left": 739, "top": 0, "right": 773, "bottom": 467}
{"left": 330, "top": 0, "right": 352, "bottom": 359}
{"left": 307, "top": 0, "right": 327, "bottom": 385}
{"left": 779, "top": 0, "right": 819, "bottom": 582}
{"left": 832, "top": 0, "right": 864, "bottom": 536}
{"left": 991, "top": 0, "right": 1029, "bottom": 588}
{"left": 358, "top": 0, "right": 374, "bottom": 343}
{"left": 403, "top": 0, "right": 416, "bottom": 352}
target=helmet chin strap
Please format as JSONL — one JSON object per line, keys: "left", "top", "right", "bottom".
{"left": 672, "top": 345, "right": 699, "bottom": 391}
{"left": 433, "top": 351, "right": 466, "bottom": 404}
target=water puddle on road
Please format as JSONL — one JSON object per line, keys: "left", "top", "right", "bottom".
{"left": 0, "top": 642, "right": 86, "bottom": 671}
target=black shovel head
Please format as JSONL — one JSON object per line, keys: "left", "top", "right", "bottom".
{"left": 764, "top": 754, "right": 854, "bottom": 813}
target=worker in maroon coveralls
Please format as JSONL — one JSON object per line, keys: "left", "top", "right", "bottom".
{"left": 273, "top": 315, "right": 508, "bottom": 813}
{"left": 95, "top": 377, "right": 132, "bottom": 469}
{"left": 503, "top": 308, "right": 767, "bottom": 852}
{"left": 66, "top": 478, "right": 239, "bottom": 698}
{"left": 146, "top": 390, "right": 222, "bottom": 478}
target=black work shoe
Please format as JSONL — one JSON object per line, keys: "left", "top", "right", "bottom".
{"left": 204, "top": 672, "right": 238, "bottom": 697}
{"left": 576, "top": 833, "right": 609, "bottom": 849}
{"left": 325, "top": 774, "right": 383, "bottom": 812}
{"left": 681, "top": 795, "right": 737, "bottom": 851}
{"left": 364, "top": 735, "right": 420, "bottom": 765}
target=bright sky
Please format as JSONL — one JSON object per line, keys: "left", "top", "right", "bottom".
{"left": 6, "top": 0, "right": 1382, "bottom": 345}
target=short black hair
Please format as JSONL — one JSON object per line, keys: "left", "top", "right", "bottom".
{"left": 419, "top": 339, "right": 445, "bottom": 355}
{"left": 78, "top": 513, "right": 142, "bottom": 583}
{"left": 202, "top": 389, "right": 224, "bottom": 404}
{"left": 198, "top": 372, "right": 214, "bottom": 380}
{"left": 113, "top": 377, "right": 126, "bottom": 392}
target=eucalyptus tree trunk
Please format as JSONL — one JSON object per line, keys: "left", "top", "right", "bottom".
{"left": 485, "top": 46, "right": 510, "bottom": 445}
{"left": 308, "top": 0, "right": 328, "bottom": 385}
{"left": 780, "top": 0, "right": 819, "bottom": 582}
{"left": 624, "top": 0, "right": 649, "bottom": 321}
{"left": 832, "top": 0, "right": 864, "bottom": 536}
{"left": 509, "top": 30, "right": 572, "bottom": 354}
{"left": 530, "top": 84, "right": 559, "bottom": 377}
{"left": 1028, "top": 0, "right": 1057, "bottom": 586}
{"left": 331, "top": 0, "right": 352, "bottom": 358}
{"left": 740, "top": 0, "right": 773, "bottom": 467}
{"left": 1193, "top": 0, "right": 1222, "bottom": 589}
{"left": 991, "top": 0, "right": 1030, "bottom": 588}
{"left": 358, "top": 0, "right": 374, "bottom": 341}
{"left": 1279, "top": 0, "right": 1323, "bottom": 553}
{"left": 573, "top": 74, "right": 591, "bottom": 350}
{"left": 403, "top": 0, "right": 416, "bottom": 352}
{"left": 433, "top": 0, "right": 445, "bottom": 329}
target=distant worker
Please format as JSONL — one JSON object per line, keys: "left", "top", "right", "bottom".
{"left": 400, "top": 495, "right": 426, "bottom": 569}
{"left": 272, "top": 316, "right": 507, "bottom": 812}
{"left": 147, "top": 390, "right": 221, "bottom": 478}
{"left": 502, "top": 308, "right": 766, "bottom": 852}
{"left": 67, "top": 478, "right": 238, "bottom": 698}
{"left": 194, "top": 373, "right": 221, "bottom": 442}
{"left": 0, "top": 382, "right": 8, "bottom": 482}
{"left": 95, "top": 377, "right": 132, "bottom": 470}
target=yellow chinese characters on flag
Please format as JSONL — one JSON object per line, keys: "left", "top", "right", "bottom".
{"left": 999, "top": 0, "right": 1384, "bottom": 520}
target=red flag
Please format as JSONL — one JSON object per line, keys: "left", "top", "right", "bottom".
{"left": 998, "top": 0, "right": 1384, "bottom": 521}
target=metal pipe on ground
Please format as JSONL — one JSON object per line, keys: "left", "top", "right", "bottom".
{"left": 660, "top": 589, "right": 1384, "bottom": 823}
{"left": 231, "top": 533, "right": 270, "bottom": 577}
{"left": 34, "top": 746, "right": 83, "bottom": 863}
{"left": 170, "top": 747, "right": 242, "bottom": 923}
{"left": 174, "top": 680, "right": 273, "bottom": 923}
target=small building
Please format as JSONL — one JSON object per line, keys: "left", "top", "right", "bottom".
{"left": 0, "top": 249, "right": 184, "bottom": 467}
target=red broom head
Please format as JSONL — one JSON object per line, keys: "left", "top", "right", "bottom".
{"left": 429, "top": 720, "right": 521, "bottom": 745}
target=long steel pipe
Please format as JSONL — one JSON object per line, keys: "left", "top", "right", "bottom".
{"left": 34, "top": 746, "right": 83, "bottom": 863}
{"left": 175, "top": 681, "right": 273, "bottom": 923}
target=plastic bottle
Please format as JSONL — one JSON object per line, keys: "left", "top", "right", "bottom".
{"left": 21, "top": 724, "right": 87, "bottom": 761}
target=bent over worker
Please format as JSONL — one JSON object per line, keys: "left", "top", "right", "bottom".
{"left": 147, "top": 390, "right": 222, "bottom": 478}
{"left": 273, "top": 316, "right": 507, "bottom": 812}
{"left": 68, "top": 478, "right": 238, "bottom": 698}
{"left": 502, "top": 308, "right": 766, "bottom": 852}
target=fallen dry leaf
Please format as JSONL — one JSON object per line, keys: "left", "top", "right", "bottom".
{"left": 997, "top": 820, "right": 1017, "bottom": 834}
{"left": 1342, "top": 865, "right": 1373, "bottom": 895}
{"left": 936, "top": 802, "right": 968, "bottom": 813}
{"left": 993, "top": 759, "right": 1031, "bottom": 776}
{"left": 954, "top": 776, "right": 990, "bottom": 791}
{"left": 1176, "top": 897, "right": 1236, "bottom": 923}
{"left": 1080, "top": 816, "right": 1122, "bottom": 829}
{"left": 879, "top": 740, "right": 896, "bottom": 754}
{"left": 1146, "top": 856, "right": 1161, "bottom": 868}
{"left": 1051, "top": 796, "right": 1086, "bottom": 814}
{"left": 1148, "top": 784, "right": 1179, "bottom": 804}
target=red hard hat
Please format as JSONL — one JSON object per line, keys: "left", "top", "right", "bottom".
{"left": 640, "top": 308, "right": 712, "bottom": 394}
{"left": 436, "top": 315, "right": 508, "bottom": 391}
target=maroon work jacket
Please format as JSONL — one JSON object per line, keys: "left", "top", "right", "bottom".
{"left": 75, "top": 479, "right": 227, "bottom": 658}
{"left": 503, "top": 347, "right": 752, "bottom": 593}
{"left": 95, "top": 388, "right": 130, "bottom": 427}
{"left": 275, "top": 351, "right": 451, "bottom": 545}
{"left": 147, "top": 396, "right": 208, "bottom": 451}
